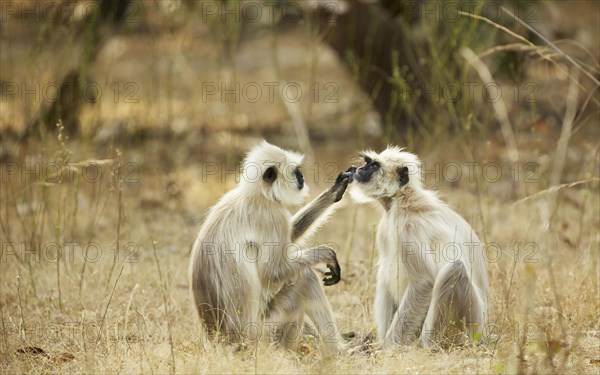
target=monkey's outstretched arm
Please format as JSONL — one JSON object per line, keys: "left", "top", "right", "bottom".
{"left": 291, "top": 167, "right": 356, "bottom": 243}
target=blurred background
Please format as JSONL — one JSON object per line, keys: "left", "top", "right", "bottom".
{"left": 1, "top": 0, "right": 599, "bottom": 373}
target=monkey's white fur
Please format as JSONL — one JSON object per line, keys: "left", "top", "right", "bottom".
{"left": 351, "top": 146, "right": 489, "bottom": 348}
{"left": 241, "top": 142, "right": 308, "bottom": 206}
{"left": 190, "top": 141, "right": 349, "bottom": 355}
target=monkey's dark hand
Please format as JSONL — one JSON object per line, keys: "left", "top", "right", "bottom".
{"left": 322, "top": 254, "right": 341, "bottom": 286}
{"left": 331, "top": 166, "right": 357, "bottom": 203}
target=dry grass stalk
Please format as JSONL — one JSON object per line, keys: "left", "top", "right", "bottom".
{"left": 460, "top": 48, "right": 520, "bottom": 166}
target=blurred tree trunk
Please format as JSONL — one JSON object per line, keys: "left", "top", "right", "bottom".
{"left": 28, "top": 0, "right": 131, "bottom": 138}
{"left": 314, "top": 0, "right": 430, "bottom": 135}
{"left": 312, "top": 0, "right": 531, "bottom": 137}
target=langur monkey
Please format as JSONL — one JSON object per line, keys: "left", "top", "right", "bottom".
{"left": 189, "top": 141, "right": 354, "bottom": 355}
{"left": 350, "top": 147, "right": 488, "bottom": 349}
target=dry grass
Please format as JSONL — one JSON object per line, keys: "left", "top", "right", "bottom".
{"left": 1, "top": 132, "right": 598, "bottom": 374}
{"left": 1, "top": 1, "right": 599, "bottom": 374}
{"left": 1, "top": 140, "right": 600, "bottom": 373}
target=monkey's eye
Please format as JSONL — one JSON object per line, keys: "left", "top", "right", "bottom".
{"left": 363, "top": 156, "right": 372, "bottom": 164}
{"left": 364, "top": 161, "right": 380, "bottom": 171}
{"left": 263, "top": 166, "right": 277, "bottom": 184}
{"left": 294, "top": 167, "right": 304, "bottom": 189}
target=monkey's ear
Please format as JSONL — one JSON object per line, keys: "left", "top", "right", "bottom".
{"left": 398, "top": 166, "right": 409, "bottom": 187}
{"left": 263, "top": 166, "right": 277, "bottom": 184}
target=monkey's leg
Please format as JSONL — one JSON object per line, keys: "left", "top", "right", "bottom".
{"left": 266, "top": 267, "right": 343, "bottom": 355}
{"left": 192, "top": 257, "right": 262, "bottom": 345}
{"left": 374, "top": 278, "right": 397, "bottom": 342}
{"left": 300, "top": 267, "right": 344, "bottom": 355}
{"left": 264, "top": 281, "right": 306, "bottom": 351}
{"left": 291, "top": 168, "right": 354, "bottom": 243}
{"left": 383, "top": 280, "right": 433, "bottom": 348}
{"left": 420, "top": 262, "right": 485, "bottom": 349}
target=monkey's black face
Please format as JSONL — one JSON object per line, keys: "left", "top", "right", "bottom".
{"left": 354, "top": 156, "right": 380, "bottom": 183}
{"left": 350, "top": 147, "right": 419, "bottom": 202}
{"left": 294, "top": 167, "right": 304, "bottom": 190}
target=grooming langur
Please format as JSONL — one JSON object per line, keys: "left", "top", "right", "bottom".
{"left": 189, "top": 141, "right": 354, "bottom": 355}
{"left": 350, "top": 147, "right": 488, "bottom": 348}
